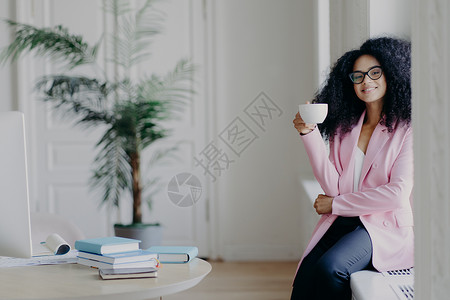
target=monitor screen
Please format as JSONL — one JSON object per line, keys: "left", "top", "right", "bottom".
{"left": 0, "top": 111, "right": 33, "bottom": 258}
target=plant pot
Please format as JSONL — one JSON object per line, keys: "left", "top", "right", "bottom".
{"left": 114, "top": 223, "right": 163, "bottom": 249}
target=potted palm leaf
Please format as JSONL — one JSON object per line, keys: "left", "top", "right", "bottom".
{"left": 0, "top": 0, "right": 194, "bottom": 248}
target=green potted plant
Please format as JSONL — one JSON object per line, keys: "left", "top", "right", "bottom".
{"left": 0, "top": 0, "right": 194, "bottom": 248}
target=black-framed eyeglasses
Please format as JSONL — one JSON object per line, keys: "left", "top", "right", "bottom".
{"left": 349, "top": 66, "right": 383, "bottom": 84}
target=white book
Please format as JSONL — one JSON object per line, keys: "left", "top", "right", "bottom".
{"left": 77, "top": 257, "right": 157, "bottom": 269}
{"left": 77, "top": 250, "right": 157, "bottom": 264}
{"left": 99, "top": 267, "right": 158, "bottom": 280}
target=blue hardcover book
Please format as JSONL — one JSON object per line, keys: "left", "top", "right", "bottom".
{"left": 75, "top": 237, "right": 141, "bottom": 255}
{"left": 147, "top": 246, "right": 198, "bottom": 263}
{"left": 77, "top": 250, "right": 157, "bottom": 264}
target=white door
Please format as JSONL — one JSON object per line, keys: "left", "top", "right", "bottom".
{"left": 14, "top": 0, "right": 210, "bottom": 257}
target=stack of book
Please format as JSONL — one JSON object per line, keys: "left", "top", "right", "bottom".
{"left": 75, "top": 237, "right": 158, "bottom": 272}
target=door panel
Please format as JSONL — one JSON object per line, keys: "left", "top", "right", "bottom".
{"left": 15, "top": 0, "right": 210, "bottom": 256}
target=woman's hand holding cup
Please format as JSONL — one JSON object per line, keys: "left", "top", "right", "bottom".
{"left": 293, "top": 101, "right": 316, "bottom": 135}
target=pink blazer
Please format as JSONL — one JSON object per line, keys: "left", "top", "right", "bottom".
{"left": 297, "top": 111, "right": 414, "bottom": 272}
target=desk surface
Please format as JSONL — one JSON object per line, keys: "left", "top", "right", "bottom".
{"left": 0, "top": 258, "right": 211, "bottom": 300}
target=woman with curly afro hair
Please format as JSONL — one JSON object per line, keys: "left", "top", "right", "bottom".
{"left": 291, "top": 37, "right": 413, "bottom": 300}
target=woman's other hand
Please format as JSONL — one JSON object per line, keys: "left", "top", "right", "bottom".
{"left": 314, "top": 194, "right": 333, "bottom": 215}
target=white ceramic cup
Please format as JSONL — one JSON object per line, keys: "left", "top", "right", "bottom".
{"left": 298, "top": 103, "right": 328, "bottom": 124}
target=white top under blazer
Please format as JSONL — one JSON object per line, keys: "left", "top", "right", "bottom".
{"left": 353, "top": 147, "right": 365, "bottom": 192}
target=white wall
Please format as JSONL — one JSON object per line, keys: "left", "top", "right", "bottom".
{"left": 315, "top": 0, "right": 330, "bottom": 88}
{"left": 329, "top": 0, "right": 411, "bottom": 61}
{"left": 0, "top": 0, "right": 16, "bottom": 111}
{"left": 412, "top": 0, "right": 450, "bottom": 298}
{"left": 369, "top": 0, "right": 411, "bottom": 39}
{"left": 329, "top": 0, "right": 369, "bottom": 64}
{"left": 211, "top": 0, "right": 316, "bottom": 260}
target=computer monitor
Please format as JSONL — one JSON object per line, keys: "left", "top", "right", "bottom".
{"left": 0, "top": 111, "right": 33, "bottom": 258}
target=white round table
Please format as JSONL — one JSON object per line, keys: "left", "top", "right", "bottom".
{"left": 0, "top": 258, "right": 211, "bottom": 300}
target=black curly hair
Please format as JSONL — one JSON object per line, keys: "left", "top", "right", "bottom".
{"left": 314, "top": 37, "right": 411, "bottom": 140}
